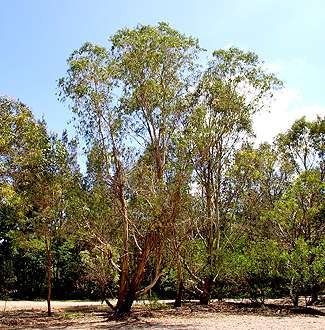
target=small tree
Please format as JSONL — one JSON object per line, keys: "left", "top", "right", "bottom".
{"left": 0, "top": 97, "right": 77, "bottom": 315}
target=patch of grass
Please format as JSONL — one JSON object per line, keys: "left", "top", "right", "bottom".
{"left": 142, "top": 301, "right": 169, "bottom": 311}
{"left": 62, "top": 304, "right": 106, "bottom": 313}
{"left": 61, "top": 311, "right": 85, "bottom": 319}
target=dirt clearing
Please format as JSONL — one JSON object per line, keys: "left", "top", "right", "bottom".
{"left": 1, "top": 299, "right": 324, "bottom": 329}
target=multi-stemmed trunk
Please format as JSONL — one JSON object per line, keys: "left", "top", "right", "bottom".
{"left": 114, "top": 188, "right": 181, "bottom": 315}
{"left": 115, "top": 232, "right": 157, "bottom": 315}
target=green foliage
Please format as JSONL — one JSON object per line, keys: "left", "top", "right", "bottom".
{"left": 281, "top": 237, "right": 325, "bottom": 305}
{"left": 229, "top": 240, "right": 286, "bottom": 303}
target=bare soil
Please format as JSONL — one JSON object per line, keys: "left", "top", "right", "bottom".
{"left": 0, "top": 299, "right": 324, "bottom": 329}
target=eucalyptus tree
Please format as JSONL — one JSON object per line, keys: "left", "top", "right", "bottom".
{"left": 0, "top": 97, "right": 77, "bottom": 315}
{"left": 29, "top": 134, "right": 79, "bottom": 316}
{"left": 112, "top": 23, "right": 200, "bottom": 313}
{"left": 269, "top": 117, "right": 325, "bottom": 305}
{"left": 59, "top": 22, "right": 201, "bottom": 314}
{"left": 187, "top": 48, "right": 282, "bottom": 304}
{"left": 273, "top": 118, "right": 325, "bottom": 253}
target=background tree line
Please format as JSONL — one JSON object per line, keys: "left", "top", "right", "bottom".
{"left": 0, "top": 23, "right": 324, "bottom": 316}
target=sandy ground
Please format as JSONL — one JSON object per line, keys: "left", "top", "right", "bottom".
{"left": 0, "top": 299, "right": 324, "bottom": 329}
{"left": 0, "top": 300, "right": 103, "bottom": 312}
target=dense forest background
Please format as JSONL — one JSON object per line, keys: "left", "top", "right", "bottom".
{"left": 0, "top": 23, "right": 324, "bottom": 316}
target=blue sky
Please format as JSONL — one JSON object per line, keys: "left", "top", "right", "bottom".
{"left": 0, "top": 0, "right": 324, "bottom": 142}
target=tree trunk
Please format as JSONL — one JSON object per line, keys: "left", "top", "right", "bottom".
{"left": 174, "top": 255, "right": 185, "bottom": 308}
{"left": 290, "top": 281, "right": 299, "bottom": 307}
{"left": 307, "top": 284, "right": 319, "bottom": 306}
{"left": 290, "top": 288, "right": 299, "bottom": 307}
{"left": 115, "top": 185, "right": 130, "bottom": 313}
{"left": 174, "top": 277, "right": 184, "bottom": 308}
{"left": 291, "top": 293, "right": 299, "bottom": 307}
{"left": 115, "top": 264, "right": 129, "bottom": 313}
{"left": 199, "top": 278, "right": 212, "bottom": 305}
{"left": 115, "top": 232, "right": 156, "bottom": 315}
{"left": 45, "top": 236, "right": 52, "bottom": 317}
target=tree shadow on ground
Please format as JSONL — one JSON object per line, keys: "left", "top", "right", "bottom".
{"left": 0, "top": 308, "right": 191, "bottom": 329}
{"left": 0, "top": 310, "right": 75, "bottom": 329}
